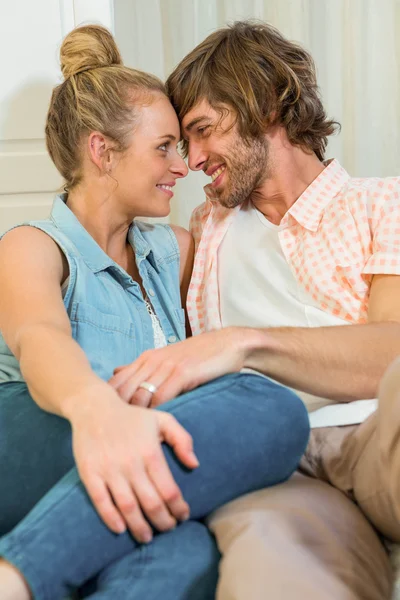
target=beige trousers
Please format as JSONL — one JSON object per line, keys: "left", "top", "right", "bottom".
{"left": 208, "top": 358, "right": 400, "bottom": 600}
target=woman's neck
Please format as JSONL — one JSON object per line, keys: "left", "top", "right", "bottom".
{"left": 66, "top": 186, "right": 133, "bottom": 266}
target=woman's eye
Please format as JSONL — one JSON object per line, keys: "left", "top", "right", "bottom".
{"left": 158, "top": 143, "right": 168, "bottom": 152}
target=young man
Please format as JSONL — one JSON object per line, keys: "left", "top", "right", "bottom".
{"left": 115, "top": 20, "right": 400, "bottom": 599}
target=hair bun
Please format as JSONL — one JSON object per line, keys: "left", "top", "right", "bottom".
{"left": 60, "top": 24, "right": 122, "bottom": 79}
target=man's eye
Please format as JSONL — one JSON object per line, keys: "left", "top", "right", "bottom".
{"left": 197, "top": 126, "right": 210, "bottom": 135}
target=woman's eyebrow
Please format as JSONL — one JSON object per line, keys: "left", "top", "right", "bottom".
{"left": 157, "top": 134, "right": 177, "bottom": 141}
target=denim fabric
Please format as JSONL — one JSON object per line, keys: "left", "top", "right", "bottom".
{"left": 80, "top": 521, "right": 220, "bottom": 600}
{"left": 0, "top": 194, "right": 185, "bottom": 384}
{"left": 0, "top": 382, "right": 73, "bottom": 535}
{"left": 0, "top": 373, "right": 310, "bottom": 600}
{"left": 0, "top": 383, "right": 220, "bottom": 600}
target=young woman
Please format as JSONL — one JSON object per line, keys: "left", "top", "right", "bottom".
{"left": 0, "top": 25, "right": 309, "bottom": 600}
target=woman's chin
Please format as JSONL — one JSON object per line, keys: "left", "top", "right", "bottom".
{"left": 154, "top": 205, "right": 171, "bottom": 219}
{"left": 137, "top": 207, "right": 171, "bottom": 220}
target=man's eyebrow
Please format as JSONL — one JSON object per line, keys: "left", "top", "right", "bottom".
{"left": 183, "top": 116, "right": 211, "bottom": 132}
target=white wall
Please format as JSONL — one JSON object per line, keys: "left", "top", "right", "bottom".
{"left": 1, "top": 1, "right": 399, "bottom": 233}
{"left": 0, "top": 0, "right": 113, "bottom": 234}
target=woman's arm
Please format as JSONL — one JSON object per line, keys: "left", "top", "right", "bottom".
{"left": 0, "top": 227, "right": 196, "bottom": 540}
{"left": 170, "top": 224, "right": 194, "bottom": 338}
{"left": 0, "top": 226, "right": 103, "bottom": 417}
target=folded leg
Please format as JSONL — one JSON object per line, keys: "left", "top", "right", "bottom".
{"left": 0, "top": 374, "right": 309, "bottom": 599}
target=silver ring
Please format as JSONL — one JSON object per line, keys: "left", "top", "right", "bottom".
{"left": 138, "top": 381, "right": 157, "bottom": 394}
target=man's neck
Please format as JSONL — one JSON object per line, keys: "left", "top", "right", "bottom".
{"left": 250, "top": 141, "right": 327, "bottom": 226}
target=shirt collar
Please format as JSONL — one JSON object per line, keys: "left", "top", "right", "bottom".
{"left": 285, "top": 159, "right": 351, "bottom": 232}
{"left": 51, "top": 194, "right": 154, "bottom": 273}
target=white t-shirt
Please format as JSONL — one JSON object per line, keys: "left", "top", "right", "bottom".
{"left": 217, "top": 203, "right": 377, "bottom": 428}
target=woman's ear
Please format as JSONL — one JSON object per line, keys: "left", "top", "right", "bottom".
{"left": 87, "top": 131, "right": 112, "bottom": 174}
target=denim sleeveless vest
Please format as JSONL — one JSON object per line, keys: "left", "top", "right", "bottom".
{"left": 0, "top": 194, "right": 185, "bottom": 383}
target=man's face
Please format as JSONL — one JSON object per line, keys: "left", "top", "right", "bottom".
{"left": 181, "top": 99, "right": 270, "bottom": 208}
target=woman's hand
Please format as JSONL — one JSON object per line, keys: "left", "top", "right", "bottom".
{"left": 67, "top": 386, "right": 198, "bottom": 543}
{"left": 108, "top": 328, "right": 247, "bottom": 408}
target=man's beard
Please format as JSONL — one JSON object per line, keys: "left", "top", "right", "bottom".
{"left": 205, "top": 134, "right": 270, "bottom": 208}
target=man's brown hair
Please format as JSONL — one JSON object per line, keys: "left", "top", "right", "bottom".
{"left": 166, "top": 20, "right": 339, "bottom": 160}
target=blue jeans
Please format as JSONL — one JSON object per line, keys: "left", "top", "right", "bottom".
{"left": 0, "top": 374, "right": 309, "bottom": 599}
{"left": 0, "top": 381, "right": 220, "bottom": 599}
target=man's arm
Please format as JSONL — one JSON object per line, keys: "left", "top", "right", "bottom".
{"left": 109, "top": 274, "right": 400, "bottom": 405}
{"left": 243, "top": 274, "right": 400, "bottom": 401}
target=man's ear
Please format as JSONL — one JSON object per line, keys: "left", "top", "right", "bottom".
{"left": 87, "top": 131, "right": 113, "bottom": 174}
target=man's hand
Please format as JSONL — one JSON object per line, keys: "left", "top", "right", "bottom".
{"left": 108, "top": 328, "right": 247, "bottom": 407}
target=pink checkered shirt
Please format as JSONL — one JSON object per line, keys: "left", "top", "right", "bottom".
{"left": 187, "top": 159, "right": 400, "bottom": 335}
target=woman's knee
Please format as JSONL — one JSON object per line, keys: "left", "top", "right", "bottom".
{"left": 234, "top": 375, "right": 310, "bottom": 469}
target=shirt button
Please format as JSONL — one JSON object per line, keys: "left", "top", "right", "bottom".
{"left": 168, "top": 335, "right": 177, "bottom": 343}
{"left": 148, "top": 288, "right": 155, "bottom": 297}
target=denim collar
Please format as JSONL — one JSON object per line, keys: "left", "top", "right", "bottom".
{"left": 50, "top": 194, "right": 158, "bottom": 274}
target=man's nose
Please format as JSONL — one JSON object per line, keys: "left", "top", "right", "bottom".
{"left": 188, "top": 141, "right": 208, "bottom": 172}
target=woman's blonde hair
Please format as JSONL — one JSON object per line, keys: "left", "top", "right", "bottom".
{"left": 46, "top": 25, "right": 165, "bottom": 190}
{"left": 167, "top": 20, "right": 339, "bottom": 160}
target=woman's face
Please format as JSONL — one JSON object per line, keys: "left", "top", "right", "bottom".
{"left": 111, "top": 94, "right": 188, "bottom": 219}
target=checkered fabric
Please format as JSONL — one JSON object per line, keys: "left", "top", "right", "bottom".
{"left": 188, "top": 160, "right": 400, "bottom": 335}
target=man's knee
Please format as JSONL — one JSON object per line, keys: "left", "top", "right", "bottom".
{"left": 209, "top": 474, "right": 393, "bottom": 600}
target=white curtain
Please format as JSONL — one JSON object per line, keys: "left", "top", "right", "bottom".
{"left": 113, "top": 0, "right": 400, "bottom": 227}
